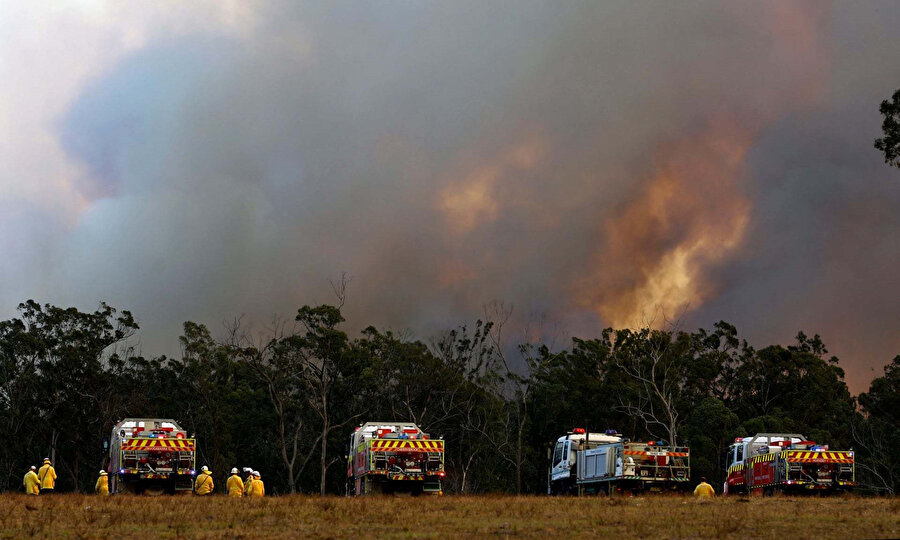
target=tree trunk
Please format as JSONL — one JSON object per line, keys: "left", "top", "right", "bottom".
{"left": 72, "top": 453, "right": 80, "bottom": 493}
{"left": 278, "top": 415, "right": 296, "bottom": 494}
{"left": 319, "top": 386, "right": 329, "bottom": 496}
{"left": 516, "top": 408, "right": 525, "bottom": 495}
{"left": 319, "top": 419, "right": 328, "bottom": 495}
{"left": 668, "top": 408, "right": 678, "bottom": 447}
{"left": 288, "top": 460, "right": 296, "bottom": 494}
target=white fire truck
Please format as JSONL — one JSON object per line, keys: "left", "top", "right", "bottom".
{"left": 346, "top": 422, "right": 445, "bottom": 496}
{"left": 724, "top": 433, "right": 855, "bottom": 495}
{"left": 107, "top": 418, "right": 197, "bottom": 495}
{"left": 548, "top": 428, "right": 690, "bottom": 495}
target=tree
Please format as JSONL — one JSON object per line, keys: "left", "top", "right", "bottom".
{"left": 875, "top": 88, "right": 900, "bottom": 168}
{"left": 0, "top": 301, "right": 139, "bottom": 491}
{"left": 681, "top": 397, "right": 740, "bottom": 485}
{"left": 431, "top": 319, "right": 509, "bottom": 493}
{"left": 612, "top": 327, "right": 689, "bottom": 446}
{"left": 724, "top": 332, "right": 855, "bottom": 451}
{"left": 235, "top": 317, "right": 322, "bottom": 495}
{"left": 0, "top": 316, "right": 44, "bottom": 490}
{"left": 176, "top": 321, "right": 251, "bottom": 481}
{"left": 855, "top": 356, "right": 900, "bottom": 494}
{"left": 484, "top": 301, "right": 559, "bottom": 495}
{"left": 352, "top": 327, "right": 455, "bottom": 428}
{"left": 289, "top": 305, "right": 357, "bottom": 495}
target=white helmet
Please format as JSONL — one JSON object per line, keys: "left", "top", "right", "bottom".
{"left": 243, "top": 467, "right": 251, "bottom": 473}
{"left": 99, "top": 470, "right": 107, "bottom": 475}
{"left": 231, "top": 467, "right": 238, "bottom": 474}
{"left": 201, "top": 465, "right": 209, "bottom": 472}
{"left": 253, "top": 471, "right": 260, "bottom": 477}
{"left": 29, "top": 466, "right": 36, "bottom": 470}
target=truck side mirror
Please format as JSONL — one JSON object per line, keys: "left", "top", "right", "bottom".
{"left": 547, "top": 446, "right": 552, "bottom": 460}
{"left": 102, "top": 437, "right": 109, "bottom": 451}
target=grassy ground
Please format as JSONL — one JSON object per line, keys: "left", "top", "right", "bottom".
{"left": 0, "top": 494, "right": 896, "bottom": 539}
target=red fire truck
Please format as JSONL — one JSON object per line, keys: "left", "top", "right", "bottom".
{"left": 107, "top": 418, "right": 197, "bottom": 495}
{"left": 724, "top": 433, "right": 855, "bottom": 495}
{"left": 346, "top": 422, "right": 445, "bottom": 496}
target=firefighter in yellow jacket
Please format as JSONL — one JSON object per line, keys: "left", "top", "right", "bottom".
{"left": 226, "top": 467, "right": 243, "bottom": 497}
{"left": 195, "top": 465, "right": 214, "bottom": 495}
{"left": 95, "top": 470, "right": 109, "bottom": 495}
{"left": 23, "top": 466, "right": 39, "bottom": 495}
{"left": 246, "top": 471, "right": 264, "bottom": 497}
{"left": 38, "top": 458, "right": 57, "bottom": 494}
{"left": 693, "top": 477, "right": 715, "bottom": 498}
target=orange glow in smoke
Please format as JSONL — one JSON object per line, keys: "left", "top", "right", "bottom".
{"left": 583, "top": 120, "right": 753, "bottom": 328}
{"left": 439, "top": 138, "right": 545, "bottom": 236}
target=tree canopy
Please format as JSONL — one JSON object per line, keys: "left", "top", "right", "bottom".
{"left": 875, "top": 88, "right": 900, "bottom": 168}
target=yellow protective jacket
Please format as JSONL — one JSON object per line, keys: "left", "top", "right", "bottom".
{"left": 195, "top": 471, "right": 214, "bottom": 495}
{"left": 226, "top": 474, "right": 244, "bottom": 497}
{"left": 38, "top": 464, "right": 56, "bottom": 490}
{"left": 243, "top": 475, "right": 253, "bottom": 495}
{"left": 23, "top": 471, "right": 40, "bottom": 495}
{"left": 693, "top": 482, "right": 715, "bottom": 497}
{"left": 247, "top": 478, "right": 265, "bottom": 497}
{"left": 95, "top": 475, "right": 109, "bottom": 495}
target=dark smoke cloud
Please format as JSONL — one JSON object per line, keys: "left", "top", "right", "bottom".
{"left": 5, "top": 0, "right": 898, "bottom": 393}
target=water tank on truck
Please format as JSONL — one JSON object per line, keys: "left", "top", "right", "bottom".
{"left": 548, "top": 428, "right": 690, "bottom": 495}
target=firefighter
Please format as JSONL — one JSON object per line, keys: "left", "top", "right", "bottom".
{"left": 23, "top": 466, "right": 39, "bottom": 495}
{"left": 38, "top": 458, "right": 57, "bottom": 494}
{"left": 195, "top": 465, "right": 214, "bottom": 495}
{"left": 693, "top": 476, "right": 715, "bottom": 498}
{"left": 226, "top": 467, "right": 244, "bottom": 497}
{"left": 242, "top": 467, "right": 253, "bottom": 496}
{"left": 95, "top": 470, "right": 109, "bottom": 496}
{"left": 247, "top": 471, "right": 264, "bottom": 497}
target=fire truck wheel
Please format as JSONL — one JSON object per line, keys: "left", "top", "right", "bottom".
{"left": 143, "top": 486, "right": 165, "bottom": 496}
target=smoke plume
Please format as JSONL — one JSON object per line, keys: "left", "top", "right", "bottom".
{"left": 1, "top": 1, "right": 899, "bottom": 392}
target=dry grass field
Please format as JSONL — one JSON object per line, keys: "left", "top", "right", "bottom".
{"left": 0, "top": 493, "right": 896, "bottom": 539}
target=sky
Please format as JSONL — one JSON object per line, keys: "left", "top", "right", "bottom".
{"left": 1, "top": 1, "right": 898, "bottom": 393}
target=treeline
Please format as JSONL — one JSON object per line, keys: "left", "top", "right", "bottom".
{"left": 0, "top": 300, "right": 897, "bottom": 495}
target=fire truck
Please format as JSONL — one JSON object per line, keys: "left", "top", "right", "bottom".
{"left": 346, "top": 422, "right": 445, "bottom": 496}
{"left": 724, "top": 433, "right": 855, "bottom": 495}
{"left": 107, "top": 418, "right": 197, "bottom": 495}
{"left": 548, "top": 428, "right": 690, "bottom": 495}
